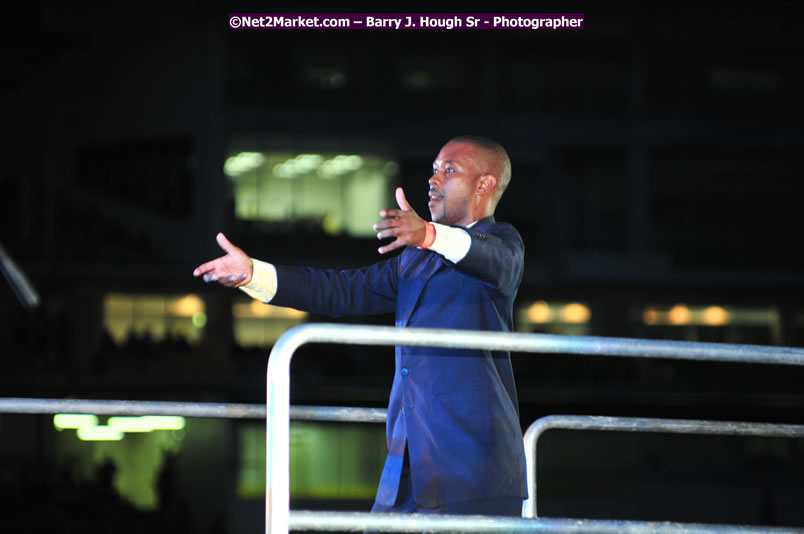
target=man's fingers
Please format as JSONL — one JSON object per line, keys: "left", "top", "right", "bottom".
{"left": 216, "top": 232, "right": 239, "bottom": 254}
{"left": 395, "top": 187, "right": 413, "bottom": 211}
{"left": 194, "top": 235, "right": 250, "bottom": 284}
{"left": 219, "top": 273, "right": 249, "bottom": 287}
{"left": 376, "top": 228, "right": 398, "bottom": 240}
{"left": 378, "top": 238, "right": 405, "bottom": 255}
{"left": 379, "top": 208, "right": 407, "bottom": 218}
{"left": 372, "top": 219, "right": 398, "bottom": 231}
{"left": 193, "top": 261, "right": 217, "bottom": 277}
{"left": 202, "top": 271, "right": 248, "bottom": 285}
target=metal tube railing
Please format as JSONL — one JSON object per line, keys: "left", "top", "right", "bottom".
{"left": 266, "top": 323, "right": 804, "bottom": 534}
{"left": 0, "top": 397, "right": 385, "bottom": 423}
{"left": 289, "top": 511, "right": 804, "bottom": 533}
{"left": 7, "top": 396, "right": 802, "bottom": 531}
{"left": 522, "top": 415, "right": 804, "bottom": 518}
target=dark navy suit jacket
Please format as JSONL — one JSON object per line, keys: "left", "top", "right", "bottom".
{"left": 270, "top": 216, "right": 528, "bottom": 507}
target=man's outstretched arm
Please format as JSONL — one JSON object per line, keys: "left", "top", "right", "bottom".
{"left": 192, "top": 233, "right": 397, "bottom": 316}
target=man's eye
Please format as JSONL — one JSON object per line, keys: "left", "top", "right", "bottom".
{"left": 445, "top": 167, "right": 455, "bottom": 174}
{"left": 432, "top": 167, "right": 438, "bottom": 175}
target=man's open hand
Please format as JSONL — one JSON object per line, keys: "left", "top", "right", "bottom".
{"left": 192, "top": 233, "right": 253, "bottom": 287}
{"left": 373, "top": 187, "right": 427, "bottom": 254}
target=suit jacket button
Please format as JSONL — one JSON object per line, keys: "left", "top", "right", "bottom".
{"left": 401, "top": 368, "right": 409, "bottom": 376}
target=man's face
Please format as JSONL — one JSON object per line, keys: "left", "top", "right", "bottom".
{"left": 429, "top": 141, "right": 482, "bottom": 226}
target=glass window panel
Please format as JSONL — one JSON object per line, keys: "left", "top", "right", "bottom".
{"left": 103, "top": 294, "right": 205, "bottom": 346}
{"left": 226, "top": 150, "right": 394, "bottom": 237}
{"left": 232, "top": 298, "right": 307, "bottom": 347}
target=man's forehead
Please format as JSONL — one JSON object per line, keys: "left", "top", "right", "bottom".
{"left": 433, "top": 141, "right": 478, "bottom": 165}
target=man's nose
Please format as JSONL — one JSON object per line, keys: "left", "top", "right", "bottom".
{"left": 429, "top": 175, "right": 441, "bottom": 188}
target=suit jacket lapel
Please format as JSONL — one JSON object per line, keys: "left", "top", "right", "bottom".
{"left": 398, "top": 248, "right": 446, "bottom": 326}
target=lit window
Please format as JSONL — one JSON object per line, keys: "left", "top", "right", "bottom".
{"left": 640, "top": 305, "right": 779, "bottom": 327}
{"left": 51, "top": 413, "right": 188, "bottom": 511}
{"left": 232, "top": 297, "right": 307, "bottom": 347}
{"left": 103, "top": 293, "right": 206, "bottom": 345}
{"left": 518, "top": 301, "right": 592, "bottom": 335}
{"left": 237, "top": 422, "right": 386, "bottom": 499}
{"left": 640, "top": 304, "right": 782, "bottom": 344}
{"left": 225, "top": 150, "right": 397, "bottom": 237}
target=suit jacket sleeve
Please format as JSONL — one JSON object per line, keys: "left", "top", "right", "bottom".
{"left": 269, "top": 256, "right": 399, "bottom": 317}
{"left": 450, "top": 222, "right": 525, "bottom": 298}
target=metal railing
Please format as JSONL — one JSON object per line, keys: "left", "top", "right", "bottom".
{"left": 266, "top": 323, "right": 804, "bottom": 533}
{"left": 4, "top": 400, "right": 804, "bottom": 533}
{"left": 288, "top": 511, "right": 804, "bottom": 533}
{"left": 6, "top": 396, "right": 804, "bottom": 531}
{"left": 3, "top": 324, "right": 804, "bottom": 532}
{"left": 0, "top": 397, "right": 385, "bottom": 423}
{"left": 522, "top": 415, "right": 804, "bottom": 518}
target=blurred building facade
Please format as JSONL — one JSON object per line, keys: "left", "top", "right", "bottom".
{"left": 1, "top": 3, "right": 803, "bottom": 533}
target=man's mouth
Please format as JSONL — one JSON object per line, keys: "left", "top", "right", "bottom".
{"left": 428, "top": 190, "right": 444, "bottom": 204}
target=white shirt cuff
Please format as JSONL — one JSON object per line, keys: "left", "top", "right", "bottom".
{"left": 427, "top": 223, "right": 472, "bottom": 263}
{"left": 238, "top": 259, "right": 278, "bottom": 303}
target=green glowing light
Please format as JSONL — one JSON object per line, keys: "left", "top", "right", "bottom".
{"left": 224, "top": 152, "right": 266, "bottom": 177}
{"left": 295, "top": 154, "right": 322, "bottom": 172}
{"left": 191, "top": 311, "right": 207, "bottom": 328}
{"left": 107, "top": 416, "right": 153, "bottom": 432}
{"left": 77, "top": 425, "right": 124, "bottom": 441}
{"left": 107, "top": 415, "right": 187, "bottom": 432}
{"left": 344, "top": 155, "right": 362, "bottom": 170}
{"left": 141, "top": 416, "right": 185, "bottom": 431}
{"left": 53, "top": 414, "right": 99, "bottom": 430}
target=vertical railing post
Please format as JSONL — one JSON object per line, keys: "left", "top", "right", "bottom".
{"left": 521, "top": 420, "right": 541, "bottom": 518}
{"left": 266, "top": 325, "right": 311, "bottom": 534}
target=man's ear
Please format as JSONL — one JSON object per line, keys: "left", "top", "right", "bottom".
{"left": 476, "top": 173, "right": 498, "bottom": 195}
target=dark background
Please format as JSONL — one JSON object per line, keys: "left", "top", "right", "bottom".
{"left": 1, "top": 2, "right": 803, "bottom": 533}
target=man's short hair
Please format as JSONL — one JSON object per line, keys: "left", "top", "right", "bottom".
{"left": 448, "top": 135, "right": 512, "bottom": 201}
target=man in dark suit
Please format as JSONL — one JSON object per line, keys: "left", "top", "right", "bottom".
{"left": 194, "top": 136, "right": 528, "bottom": 516}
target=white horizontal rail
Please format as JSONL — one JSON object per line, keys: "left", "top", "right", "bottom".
{"left": 289, "top": 510, "right": 804, "bottom": 533}
{"left": 0, "top": 397, "right": 385, "bottom": 423}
